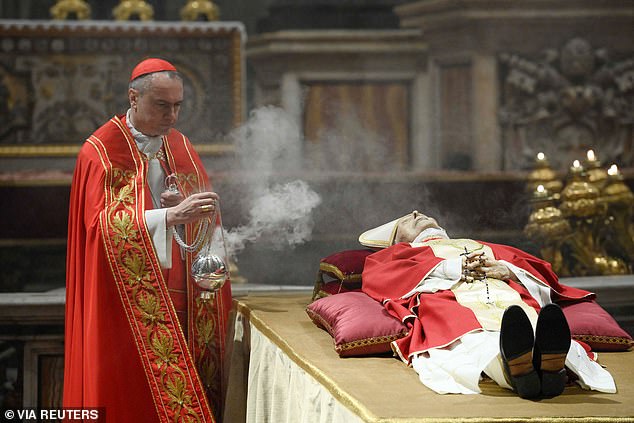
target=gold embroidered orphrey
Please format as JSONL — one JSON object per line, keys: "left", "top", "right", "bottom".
{"left": 92, "top": 131, "right": 222, "bottom": 422}
{"left": 89, "top": 114, "right": 226, "bottom": 420}
{"left": 101, "top": 167, "right": 213, "bottom": 422}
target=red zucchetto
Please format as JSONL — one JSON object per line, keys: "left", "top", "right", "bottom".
{"left": 129, "top": 58, "right": 177, "bottom": 82}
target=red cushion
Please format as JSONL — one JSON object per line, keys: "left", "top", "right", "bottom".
{"left": 319, "top": 249, "right": 374, "bottom": 283}
{"left": 306, "top": 291, "right": 408, "bottom": 357}
{"left": 561, "top": 300, "right": 633, "bottom": 352}
{"left": 317, "top": 281, "right": 362, "bottom": 297}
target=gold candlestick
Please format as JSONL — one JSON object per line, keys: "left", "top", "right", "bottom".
{"left": 524, "top": 156, "right": 633, "bottom": 276}
{"left": 524, "top": 184, "right": 571, "bottom": 275}
{"left": 583, "top": 149, "right": 608, "bottom": 190}
{"left": 560, "top": 160, "right": 599, "bottom": 218}
{"left": 599, "top": 164, "right": 634, "bottom": 271}
{"left": 602, "top": 164, "right": 634, "bottom": 205}
{"left": 530, "top": 184, "right": 553, "bottom": 209}
{"left": 526, "top": 152, "right": 563, "bottom": 200}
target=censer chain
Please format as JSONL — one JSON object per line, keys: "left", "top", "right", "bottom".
{"left": 172, "top": 218, "right": 210, "bottom": 253}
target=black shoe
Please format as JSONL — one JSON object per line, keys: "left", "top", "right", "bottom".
{"left": 500, "top": 305, "right": 541, "bottom": 399}
{"left": 534, "top": 303, "right": 571, "bottom": 398}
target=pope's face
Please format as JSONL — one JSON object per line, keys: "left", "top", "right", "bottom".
{"left": 129, "top": 72, "right": 183, "bottom": 136}
{"left": 394, "top": 211, "right": 440, "bottom": 243}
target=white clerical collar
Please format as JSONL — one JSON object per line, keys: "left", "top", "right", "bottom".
{"left": 412, "top": 227, "right": 449, "bottom": 244}
{"left": 126, "top": 109, "right": 162, "bottom": 157}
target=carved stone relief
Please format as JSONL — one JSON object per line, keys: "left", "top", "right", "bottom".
{"left": 499, "top": 38, "right": 634, "bottom": 170}
{"left": 0, "top": 63, "right": 31, "bottom": 141}
{"left": 0, "top": 22, "right": 243, "bottom": 148}
{"left": 13, "top": 56, "right": 120, "bottom": 144}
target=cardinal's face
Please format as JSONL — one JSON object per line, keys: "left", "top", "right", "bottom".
{"left": 129, "top": 72, "right": 183, "bottom": 136}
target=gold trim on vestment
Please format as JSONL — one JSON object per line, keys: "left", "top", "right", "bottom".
{"left": 97, "top": 117, "right": 215, "bottom": 422}
{"left": 102, "top": 169, "right": 207, "bottom": 422}
{"left": 165, "top": 130, "right": 228, "bottom": 414}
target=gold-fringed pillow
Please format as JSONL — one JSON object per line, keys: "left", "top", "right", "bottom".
{"left": 312, "top": 249, "right": 374, "bottom": 300}
{"left": 306, "top": 291, "right": 408, "bottom": 357}
{"left": 562, "top": 300, "right": 633, "bottom": 352}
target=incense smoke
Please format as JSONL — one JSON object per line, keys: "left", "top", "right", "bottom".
{"left": 223, "top": 106, "right": 322, "bottom": 257}
{"left": 224, "top": 180, "right": 321, "bottom": 255}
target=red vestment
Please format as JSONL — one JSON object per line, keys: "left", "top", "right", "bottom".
{"left": 64, "top": 115, "right": 232, "bottom": 422}
{"left": 362, "top": 241, "right": 592, "bottom": 364}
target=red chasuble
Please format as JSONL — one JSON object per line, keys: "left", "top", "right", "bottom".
{"left": 64, "top": 115, "right": 232, "bottom": 422}
{"left": 362, "top": 241, "right": 593, "bottom": 364}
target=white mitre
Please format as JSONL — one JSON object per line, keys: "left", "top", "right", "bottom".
{"left": 359, "top": 213, "right": 449, "bottom": 248}
{"left": 358, "top": 214, "right": 410, "bottom": 248}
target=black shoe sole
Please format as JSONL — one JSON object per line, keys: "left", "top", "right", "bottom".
{"left": 534, "top": 303, "right": 571, "bottom": 397}
{"left": 541, "top": 368, "right": 568, "bottom": 397}
{"left": 500, "top": 305, "right": 541, "bottom": 399}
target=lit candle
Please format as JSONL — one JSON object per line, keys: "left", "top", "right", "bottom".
{"left": 587, "top": 149, "right": 596, "bottom": 162}
{"left": 606, "top": 164, "right": 625, "bottom": 184}
{"left": 534, "top": 152, "right": 550, "bottom": 169}
{"left": 534, "top": 184, "right": 548, "bottom": 198}
{"left": 569, "top": 159, "right": 584, "bottom": 176}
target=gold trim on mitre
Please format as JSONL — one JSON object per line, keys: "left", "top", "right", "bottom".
{"left": 358, "top": 214, "right": 410, "bottom": 248}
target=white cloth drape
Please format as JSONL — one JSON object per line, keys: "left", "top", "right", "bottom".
{"left": 243, "top": 325, "right": 364, "bottom": 423}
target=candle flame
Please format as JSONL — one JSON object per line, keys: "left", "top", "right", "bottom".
{"left": 537, "top": 152, "right": 545, "bottom": 161}
{"left": 537, "top": 184, "right": 545, "bottom": 193}
{"left": 587, "top": 149, "right": 596, "bottom": 161}
{"left": 573, "top": 159, "right": 581, "bottom": 168}
{"left": 608, "top": 164, "right": 619, "bottom": 176}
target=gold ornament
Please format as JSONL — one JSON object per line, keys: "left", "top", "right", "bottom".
{"left": 601, "top": 164, "right": 634, "bottom": 207}
{"left": 598, "top": 165, "right": 634, "bottom": 270}
{"left": 524, "top": 185, "right": 571, "bottom": 275}
{"left": 592, "top": 255, "right": 628, "bottom": 275}
{"left": 525, "top": 187, "right": 571, "bottom": 240}
{"left": 583, "top": 149, "right": 608, "bottom": 191}
{"left": 181, "top": 0, "right": 220, "bottom": 21}
{"left": 50, "top": 0, "right": 91, "bottom": 20}
{"left": 526, "top": 152, "right": 563, "bottom": 201}
{"left": 113, "top": 0, "right": 154, "bottom": 21}
{"left": 524, "top": 154, "right": 633, "bottom": 276}
{"left": 559, "top": 160, "right": 600, "bottom": 218}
